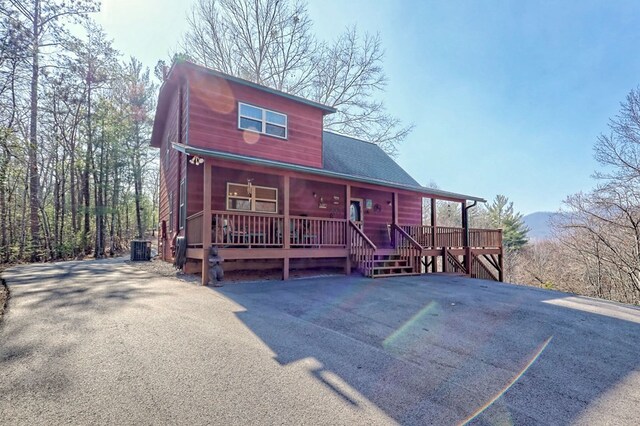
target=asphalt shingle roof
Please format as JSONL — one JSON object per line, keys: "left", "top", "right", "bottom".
{"left": 322, "top": 131, "right": 421, "bottom": 188}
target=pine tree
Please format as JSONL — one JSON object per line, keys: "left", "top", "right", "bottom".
{"left": 487, "top": 195, "right": 529, "bottom": 250}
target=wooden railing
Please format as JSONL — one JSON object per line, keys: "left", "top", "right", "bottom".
{"left": 444, "top": 249, "right": 467, "bottom": 274}
{"left": 290, "top": 216, "right": 346, "bottom": 247}
{"left": 469, "top": 229, "right": 502, "bottom": 248}
{"left": 186, "top": 212, "right": 204, "bottom": 246}
{"left": 210, "top": 210, "right": 284, "bottom": 247}
{"left": 470, "top": 253, "right": 499, "bottom": 281}
{"left": 399, "top": 225, "right": 502, "bottom": 248}
{"left": 392, "top": 224, "right": 423, "bottom": 273}
{"left": 186, "top": 210, "right": 347, "bottom": 248}
{"left": 349, "top": 220, "right": 376, "bottom": 277}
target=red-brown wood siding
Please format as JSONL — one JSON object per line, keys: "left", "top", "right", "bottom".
{"left": 289, "top": 178, "right": 345, "bottom": 218}
{"left": 186, "top": 70, "right": 324, "bottom": 168}
{"left": 351, "top": 187, "right": 395, "bottom": 248}
{"left": 158, "top": 82, "right": 188, "bottom": 260}
{"left": 398, "top": 193, "right": 422, "bottom": 225}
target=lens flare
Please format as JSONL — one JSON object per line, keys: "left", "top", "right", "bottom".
{"left": 383, "top": 301, "right": 439, "bottom": 349}
{"left": 460, "top": 335, "right": 554, "bottom": 425}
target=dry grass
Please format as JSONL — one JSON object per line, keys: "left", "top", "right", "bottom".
{"left": 0, "top": 278, "right": 7, "bottom": 321}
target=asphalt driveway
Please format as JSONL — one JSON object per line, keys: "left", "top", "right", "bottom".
{"left": 1, "top": 259, "right": 639, "bottom": 425}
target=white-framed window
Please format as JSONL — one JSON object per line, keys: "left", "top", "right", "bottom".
{"left": 226, "top": 182, "right": 278, "bottom": 213}
{"left": 238, "top": 102, "right": 287, "bottom": 139}
{"left": 179, "top": 178, "right": 186, "bottom": 230}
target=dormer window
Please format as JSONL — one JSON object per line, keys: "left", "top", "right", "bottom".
{"left": 238, "top": 102, "right": 287, "bottom": 139}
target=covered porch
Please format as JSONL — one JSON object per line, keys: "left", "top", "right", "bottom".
{"left": 181, "top": 156, "right": 503, "bottom": 285}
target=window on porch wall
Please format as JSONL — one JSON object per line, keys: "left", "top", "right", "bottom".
{"left": 226, "top": 182, "right": 278, "bottom": 213}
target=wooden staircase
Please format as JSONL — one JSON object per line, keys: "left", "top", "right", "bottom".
{"left": 349, "top": 221, "right": 502, "bottom": 281}
{"left": 370, "top": 251, "right": 421, "bottom": 278}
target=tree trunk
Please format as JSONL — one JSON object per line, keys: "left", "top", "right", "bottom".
{"left": 83, "top": 79, "right": 92, "bottom": 255}
{"left": 28, "top": 0, "right": 42, "bottom": 261}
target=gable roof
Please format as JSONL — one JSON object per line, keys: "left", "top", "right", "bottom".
{"left": 322, "top": 131, "right": 421, "bottom": 188}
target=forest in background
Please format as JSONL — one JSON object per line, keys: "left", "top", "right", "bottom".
{"left": 0, "top": 0, "right": 158, "bottom": 262}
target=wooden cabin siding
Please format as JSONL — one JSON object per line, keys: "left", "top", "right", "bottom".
{"left": 351, "top": 187, "right": 394, "bottom": 248}
{"left": 398, "top": 193, "right": 422, "bottom": 225}
{"left": 159, "top": 84, "right": 187, "bottom": 259}
{"left": 186, "top": 71, "right": 324, "bottom": 168}
{"left": 289, "top": 178, "right": 345, "bottom": 218}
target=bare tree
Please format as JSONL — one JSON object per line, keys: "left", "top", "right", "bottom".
{"left": 181, "top": 0, "right": 412, "bottom": 155}
{"left": 555, "top": 88, "right": 640, "bottom": 304}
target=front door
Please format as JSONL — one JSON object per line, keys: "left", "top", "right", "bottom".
{"left": 350, "top": 199, "right": 363, "bottom": 228}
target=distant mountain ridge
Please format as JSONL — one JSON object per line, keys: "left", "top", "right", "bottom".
{"left": 523, "top": 211, "right": 562, "bottom": 241}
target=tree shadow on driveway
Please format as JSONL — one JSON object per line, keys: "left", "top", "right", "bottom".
{"left": 0, "top": 258, "right": 168, "bottom": 398}
{"left": 215, "top": 275, "right": 640, "bottom": 425}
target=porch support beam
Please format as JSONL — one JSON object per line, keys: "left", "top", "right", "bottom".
{"left": 431, "top": 198, "right": 437, "bottom": 272}
{"left": 201, "top": 160, "right": 212, "bottom": 286}
{"left": 392, "top": 191, "right": 399, "bottom": 247}
{"left": 462, "top": 201, "right": 471, "bottom": 273}
{"left": 345, "top": 184, "right": 351, "bottom": 275}
{"left": 283, "top": 175, "right": 290, "bottom": 279}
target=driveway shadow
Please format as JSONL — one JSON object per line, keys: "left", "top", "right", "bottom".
{"left": 0, "top": 258, "right": 167, "bottom": 396}
{"left": 215, "top": 275, "right": 640, "bottom": 425}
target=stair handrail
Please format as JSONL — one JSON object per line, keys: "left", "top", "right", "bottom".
{"left": 349, "top": 220, "right": 377, "bottom": 250}
{"left": 471, "top": 253, "right": 499, "bottom": 281}
{"left": 445, "top": 248, "right": 467, "bottom": 274}
{"left": 349, "top": 220, "right": 376, "bottom": 277}
{"left": 392, "top": 224, "right": 423, "bottom": 250}
{"left": 392, "top": 224, "right": 422, "bottom": 273}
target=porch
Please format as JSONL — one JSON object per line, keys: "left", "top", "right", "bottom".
{"left": 179, "top": 158, "right": 503, "bottom": 285}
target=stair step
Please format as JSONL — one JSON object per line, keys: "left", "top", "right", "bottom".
{"left": 372, "top": 265, "right": 414, "bottom": 271}
{"left": 372, "top": 272, "right": 423, "bottom": 279}
{"left": 373, "top": 259, "right": 407, "bottom": 265}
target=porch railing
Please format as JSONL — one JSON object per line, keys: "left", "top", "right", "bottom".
{"left": 186, "top": 210, "right": 346, "bottom": 248}
{"left": 469, "top": 229, "right": 502, "bottom": 248}
{"left": 186, "top": 212, "right": 204, "bottom": 247}
{"left": 399, "top": 225, "right": 502, "bottom": 248}
{"left": 349, "top": 220, "right": 376, "bottom": 277}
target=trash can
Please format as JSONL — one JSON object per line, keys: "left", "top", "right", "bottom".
{"left": 130, "top": 240, "right": 152, "bottom": 261}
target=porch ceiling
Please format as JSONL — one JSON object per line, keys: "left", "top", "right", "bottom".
{"left": 172, "top": 142, "right": 486, "bottom": 203}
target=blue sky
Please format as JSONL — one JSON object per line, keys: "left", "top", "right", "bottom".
{"left": 96, "top": 0, "right": 640, "bottom": 214}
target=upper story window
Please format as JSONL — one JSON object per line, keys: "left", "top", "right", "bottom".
{"left": 238, "top": 102, "right": 287, "bottom": 139}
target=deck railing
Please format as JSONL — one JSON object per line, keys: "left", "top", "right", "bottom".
{"left": 186, "top": 212, "right": 204, "bottom": 246}
{"left": 186, "top": 210, "right": 347, "bottom": 248}
{"left": 399, "top": 225, "right": 502, "bottom": 248}
{"left": 349, "top": 220, "right": 376, "bottom": 277}
{"left": 469, "top": 229, "right": 502, "bottom": 248}
{"left": 290, "top": 216, "right": 346, "bottom": 247}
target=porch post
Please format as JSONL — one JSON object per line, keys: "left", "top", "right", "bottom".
{"left": 345, "top": 184, "right": 351, "bottom": 275}
{"left": 392, "top": 192, "right": 399, "bottom": 247}
{"left": 431, "top": 198, "right": 437, "bottom": 272}
{"left": 283, "top": 175, "right": 290, "bottom": 280}
{"left": 462, "top": 201, "right": 471, "bottom": 274}
{"left": 201, "top": 160, "right": 212, "bottom": 286}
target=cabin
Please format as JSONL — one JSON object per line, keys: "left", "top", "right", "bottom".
{"left": 150, "top": 61, "right": 503, "bottom": 285}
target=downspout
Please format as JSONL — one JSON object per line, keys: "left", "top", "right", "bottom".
{"left": 464, "top": 200, "right": 478, "bottom": 246}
